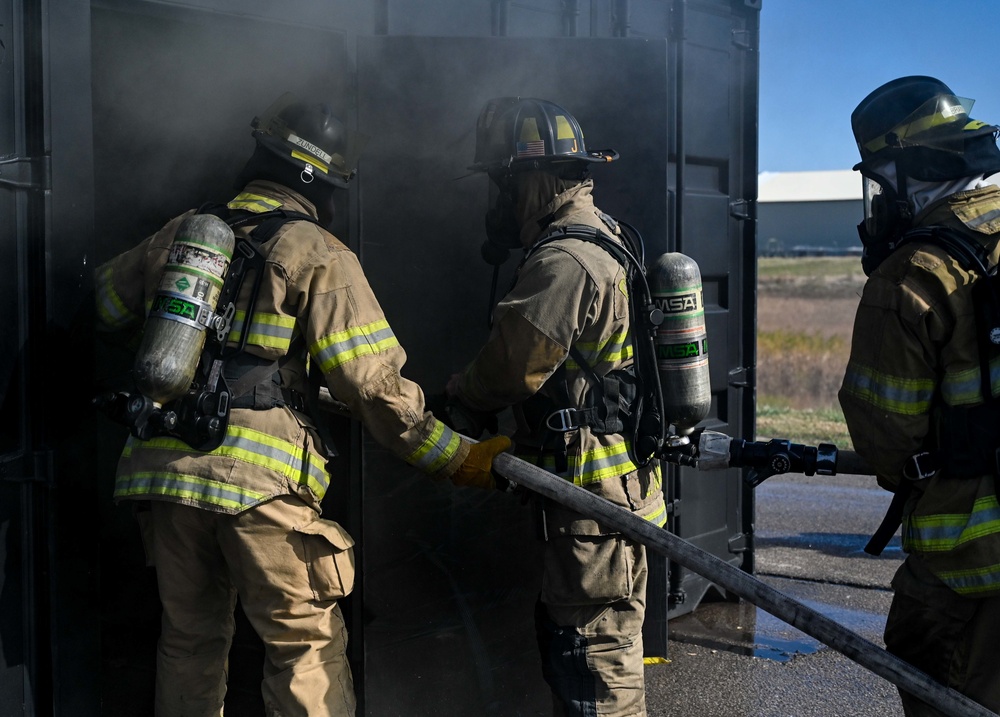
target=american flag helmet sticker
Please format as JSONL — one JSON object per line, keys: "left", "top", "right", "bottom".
{"left": 516, "top": 140, "right": 546, "bottom": 158}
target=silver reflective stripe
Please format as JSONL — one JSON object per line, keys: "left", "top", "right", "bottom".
{"left": 113, "top": 471, "right": 268, "bottom": 511}
{"left": 312, "top": 319, "right": 400, "bottom": 372}
{"left": 406, "top": 420, "right": 461, "bottom": 473}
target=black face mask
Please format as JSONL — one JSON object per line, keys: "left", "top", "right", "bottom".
{"left": 481, "top": 177, "right": 520, "bottom": 265}
{"left": 857, "top": 168, "right": 912, "bottom": 276}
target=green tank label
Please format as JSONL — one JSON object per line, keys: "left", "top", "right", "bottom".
{"left": 657, "top": 338, "right": 708, "bottom": 359}
{"left": 151, "top": 294, "right": 199, "bottom": 322}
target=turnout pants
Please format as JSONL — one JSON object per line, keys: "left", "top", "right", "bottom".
{"left": 884, "top": 554, "right": 1000, "bottom": 717}
{"left": 143, "top": 495, "right": 357, "bottom": 717}
{"left": 535, "top": 529, "right": 649, "bottom": 717}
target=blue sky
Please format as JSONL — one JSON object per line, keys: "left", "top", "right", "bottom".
{"left": 758, "top": 0, "right": 1000, "bottom": 173}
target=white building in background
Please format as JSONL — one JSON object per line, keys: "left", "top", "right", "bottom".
{"left": 757, "top": 169, "right": 862, "bottom": 256}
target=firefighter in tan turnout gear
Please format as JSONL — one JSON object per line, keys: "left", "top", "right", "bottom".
{"left": 840, "top": 76, "right": 1000, "bottom": 716}
{"left": 445, "top": 97, "right": 666, "bottom": 717}
{"left": 94, "top": 94, "right": 509, "bottom": 717}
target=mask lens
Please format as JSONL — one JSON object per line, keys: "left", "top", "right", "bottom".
{"left": 863, "top": 176, "right": 886, "bottom": 238}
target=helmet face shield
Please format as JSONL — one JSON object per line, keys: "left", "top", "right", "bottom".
{"left": 252, "top": 93, "right": 367, "bottom": 188}
{"left": 863, "top": 94, "right": 985, "bottom": 156}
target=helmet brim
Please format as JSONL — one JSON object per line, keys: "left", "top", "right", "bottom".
{"left": 469, "top": 148, "right": 619, "bottom": 173}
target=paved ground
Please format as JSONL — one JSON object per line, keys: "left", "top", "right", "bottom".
{"left": 642, "top": 471, "right": 909, "bottom": 717}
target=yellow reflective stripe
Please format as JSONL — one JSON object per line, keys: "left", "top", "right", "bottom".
{"left": 841, "top": 362, "right": 934, "bottom": 415}
{"left": 228, "top": 193, "right": 282, "bottom": 213}
{"left": 961, "top": 204, "right": 1000, "bottom": 231}
{"left": 228, "top": 310, "right": 297, "bottom": 349}
{"left": 576, "top": 441, "right": 638, "bottom": 485}
{"left": 406, "top": 419, "right": 462, "bottom": 473}
{"left": 95, "top": 263, "right": 139, "bottom": 329}
{"left": 565, "top": 330, "right": 634, "bottom": 370}
{"left": 906, "top": 495, "right": 1000, "bottom": 552}
{"left": 291, "top": 149, "right": 330, "bottom": 174}
{"left": 936, "top": 561, "right": 1000, "bottom": 595}
{"left": 113, "top": 470, "right": 268, "bottom": 511}
{"left": 124, "top": 426, "right": 330, "bottom": 497}
{"left": 644, "top": 500, "right": 667, "bottom": 528}
{"left": 524, "top": 441, "right": 639, "bottom": 486}
{"left": 942, "top": 356, "right": 1000, "bottom": 405}
{"left": 311, "top": 319, "right": 400, "bottom": 372}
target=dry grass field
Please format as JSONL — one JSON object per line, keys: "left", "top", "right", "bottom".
{"left": 755, "top": 256, "right": 866, "bottom": 448}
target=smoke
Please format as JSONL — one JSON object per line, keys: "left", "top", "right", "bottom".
{"left": 84, "top": 2, "right": 758, "bottom": 714}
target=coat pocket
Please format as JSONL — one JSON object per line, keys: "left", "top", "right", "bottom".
{"left": 294, "top": 518, "right": 356, "bottom": 601}
{"left": 541, "top": 534, "right": 634, "bottom": 606}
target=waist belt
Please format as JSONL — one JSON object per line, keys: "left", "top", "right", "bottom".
{"left": 224, "top": 353, "right": 305, "bottom": 411}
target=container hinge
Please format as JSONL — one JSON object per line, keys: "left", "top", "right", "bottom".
{"left": 729, "top": 198, "right": 752, "bottom": 220}
{"left": 665, "top": 498, "right": 680, "bottom": 516}
{"left": 728, "top": 366, "right": 753, "bottom": 389}
{"left": 0, "top": 154, "right": 52, "bottom": 191}
{"left": 731, "top": 28, "right": 754, "bottom": 50}
{"left": 728, "top": 532, "right": 751, "bottom": 555}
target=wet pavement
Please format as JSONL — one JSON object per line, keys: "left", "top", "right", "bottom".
{"left": 643, "top": 471, "right": 907, "bottom": 716}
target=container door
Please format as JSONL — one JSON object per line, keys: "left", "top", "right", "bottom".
{"left": 356, "top": 35, "right": 674, "bottom": 715}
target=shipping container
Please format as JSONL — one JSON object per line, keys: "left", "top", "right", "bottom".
{"left": 0, "top": 0, "right": 760, "bottom": 713}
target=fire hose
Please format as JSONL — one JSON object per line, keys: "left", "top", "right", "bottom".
{"left": 489, "top": 436, "right": 1000, "bottom": 717}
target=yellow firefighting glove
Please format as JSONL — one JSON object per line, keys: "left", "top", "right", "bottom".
{"left": 451, "top": 436, "right": 513, "bottom": 490}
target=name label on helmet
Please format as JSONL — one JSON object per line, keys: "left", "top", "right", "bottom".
{"left": 288, "top": 133, "right": 333, "bottom": 165}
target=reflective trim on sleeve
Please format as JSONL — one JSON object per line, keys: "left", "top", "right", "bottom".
{"left": 941, "top": 357, "right": 1000, "bottom": 406}
{"left": 95, "top": 263, "right": 139, "bottom": 330}
{"left": 228, "top": 193, "right": 283, "bottom": 214}
{"left": 405, "top": 419, "right": 462, "bottom": 473}
{"left": 565, "top": 329, "right": 634, "bottom": 370}
{"left": 228, "top": 310, "right": 297, "bottom": 350}
{"left": 121, "top": 425, "right": 330, "bottom": 498}
{"left": 643, "top": 498, "right": 668, "bottom": 528}
{"left": 113, "top": 471, "right": 269, "bottom": 512}
{"left": 311, "top": 319, "right": 400, "bottom": 372}
{"left": 841, "top": 362, "right": 935, "bottom": 415}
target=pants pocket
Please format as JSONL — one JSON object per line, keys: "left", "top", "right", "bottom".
{"left": 294, "top": 519, "right": 356, "bottom": 601}
{"left": 542, "top": 535, "right": 634, "bottom": 606}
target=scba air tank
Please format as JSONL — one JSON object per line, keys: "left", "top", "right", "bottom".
{"left": 648, "top": 252, "right": 712, "bottom": 435}
{"left": 133, "top": 214, "right": 235, "bottom": 405}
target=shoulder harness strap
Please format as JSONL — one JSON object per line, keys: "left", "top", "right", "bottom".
{"left": 524, "top": 221, "right": 666, "bottom": 466}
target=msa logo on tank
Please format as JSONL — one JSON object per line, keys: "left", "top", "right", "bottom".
{"left": 654, "top": 290, "right": 708, "bottom": 360}
{"left": 653, "top": 283, "right": 708, "bottom": 364}
{"left": 648, "top": 252, "right": 712, "bottom": 435}
{"left": 149, "top": 236, "right": 231, "bottom": 332}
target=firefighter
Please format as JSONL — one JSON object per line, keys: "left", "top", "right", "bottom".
{"left": 839, "top": 76, "right": 1000, "bottom": 715}
{"left": 444, "top": 97, "right": 666, "bottom": 717}
{"left": 94, "top": 94, "right": 510, "bottom": 717}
